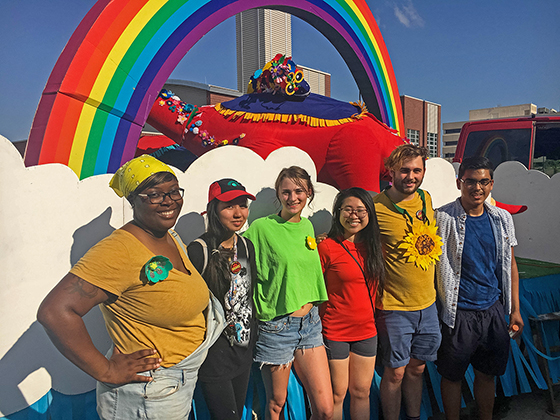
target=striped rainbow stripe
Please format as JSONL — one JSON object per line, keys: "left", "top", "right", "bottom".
{"left": 25, "top": 0, "right": 404, "bottom": 179}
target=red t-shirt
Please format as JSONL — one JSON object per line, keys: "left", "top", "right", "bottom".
{"left": 319, "top": 237, "right": 377, "bottom": 341}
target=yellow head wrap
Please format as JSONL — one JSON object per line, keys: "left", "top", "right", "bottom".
{"left": 109, "top": 155, "right": 176, "bottom": 198}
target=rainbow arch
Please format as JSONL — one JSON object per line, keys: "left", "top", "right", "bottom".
{"left": 25, "top": 0, "right": 404, "bottom": 179}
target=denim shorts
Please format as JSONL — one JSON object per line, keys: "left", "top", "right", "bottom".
{"left": 437, "top": 301, "right": 510, "bottom": 382}
{"left": 254, "top": 305, "right": 324, "bottom": 366}
{"left": 376, "top": 302, "right": 441, "bottom": 368}
{"left": 96, "top": 294, "right": 225, "bottom": 420}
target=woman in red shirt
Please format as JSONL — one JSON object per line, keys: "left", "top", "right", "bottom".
{"left": 319, "top": 187, "right": 385, "bottom": 420}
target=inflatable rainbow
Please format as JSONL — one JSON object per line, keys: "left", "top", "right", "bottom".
{"left": 25, "top": 0, "right": 404, "bottom": 179}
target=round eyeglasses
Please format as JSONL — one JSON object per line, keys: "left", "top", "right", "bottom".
{"left": 137, "top": 188, "right": 184, "bottom": 204}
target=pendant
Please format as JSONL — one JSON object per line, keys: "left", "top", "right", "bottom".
{"left": 230, "top": 261, "right": 242, "bottom": 274}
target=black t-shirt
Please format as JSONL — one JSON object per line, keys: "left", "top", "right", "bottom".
{"left": 187, "top": 233, "right": 257, "bottom": 381}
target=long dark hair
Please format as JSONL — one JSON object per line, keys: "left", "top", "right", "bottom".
{"left": 202, "top": 198, "right": 239, "bottom": 305}
{"left": 327, "top": 187, "right": 385, "bottom": 294}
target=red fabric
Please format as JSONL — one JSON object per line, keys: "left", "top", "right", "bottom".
{"left": 318, "top": 238, "right": 377, "bottom": 341}
{"left": 135, "top": 134, "right": 176, "bottom": 156}
{"left": 146, "top": 96, "right": 406, "bottom": 193}
{"left": 494, "top": 201, "right": 528, "bottom": 215}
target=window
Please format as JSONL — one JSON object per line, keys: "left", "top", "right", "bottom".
{"left": 445, "top": 153, "right": 455, "bottom": 158}
{"left": 463, "top": 129, "right": 531, "bottom": 168}
{"left": 407, "top": 129, "right": 419, "bottom": 146}
{"left": 532, "top": 123, "right": 560, "bottom": 176}
{"left": 444, "top": 141, "right": 458, "bottom": 146}
{"left": 444, "top": 128, "right": 462, "bottom": 134}
{"left": 426, "top": 132, "right": 438, "bottom": 157}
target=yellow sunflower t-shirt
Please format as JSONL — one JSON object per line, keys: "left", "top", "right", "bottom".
{"left": 373, "top": 190, "right": 436, "bottom": 311}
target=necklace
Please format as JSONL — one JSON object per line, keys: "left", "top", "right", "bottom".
{"left": 384, "top": 188, "right": 443, "bottom": 270}
{"left": 228, "top": 236, "right": 242, "bottom": 274}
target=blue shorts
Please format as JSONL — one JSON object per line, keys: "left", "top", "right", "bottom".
{"left": 376, "top": 302, "right": 441, "bottom": 368}
{"left": 254, "top": 305, "right": 324, "bottom": 366}
{"left": 437, "top": 301, "right": 510, "bottom": 382}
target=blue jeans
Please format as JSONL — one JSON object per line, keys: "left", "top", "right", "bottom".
{"left": 96, "top": 294, "right": 225, "bottom": 419}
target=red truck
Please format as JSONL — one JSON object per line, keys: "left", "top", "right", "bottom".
{"left": 453, "top": 115, "right": 560, "bottom": 176}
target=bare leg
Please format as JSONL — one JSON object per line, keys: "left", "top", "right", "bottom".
{"left": 380, "top": 365, "right": 406, "bottom": 420}
{"left": 328, "top": 358, "right": 349, "bottom": 420}
{"left": 261, "top": 363, "right": 292, "bottom": 420}
{"left": 473, "top": 369, "right": 495, "bottom": 420}
{"left": 348, "top": 353, "right": 376, "bottom": 420}
{"left": 440, "top": 377, "right": 462, "bottom": 420}
{"left": 293, "top": 346, "right": 334, "bottom": 420}
{"left": 402, "top": 358, "right": 426, "bottom": 418}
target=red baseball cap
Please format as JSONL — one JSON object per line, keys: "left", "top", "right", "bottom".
{"left": 207, "top": 178, "right": 256, "bottom": 203}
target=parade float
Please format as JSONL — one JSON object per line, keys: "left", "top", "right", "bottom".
{"left": 2, "top": 0, "right": 560, "bottom": 419}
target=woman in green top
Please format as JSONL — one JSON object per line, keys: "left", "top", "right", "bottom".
{"left": 244, "top": 166, "right": 333, "bottom": 420}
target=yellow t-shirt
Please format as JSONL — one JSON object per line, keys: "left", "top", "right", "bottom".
{"left": 70, "top": 229, "right": 209, "bottom": 367}
{"left": 373, "top": 190, "right": 436, "bottom": 311}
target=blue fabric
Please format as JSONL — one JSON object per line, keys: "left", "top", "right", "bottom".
{"left": 220, "top": 93, "right": 361, "bottom": 120}
{"left": 519, "top": 274, "right": 560, "bottom": 384}
{"left": 458, "top": 212, "right": 500, "bottom": 310}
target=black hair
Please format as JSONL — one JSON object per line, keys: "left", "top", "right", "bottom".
{"left": 458, "top": 156, "right": 494, "bottom": 180}
{"left": 126, "top": 171, "right": 178, "bottom": 204}
{"left": 202, "top": 197, "right": 247, "bottom": 305}
{"left": 327, "top": 187, "right": 385, "bottom": 295}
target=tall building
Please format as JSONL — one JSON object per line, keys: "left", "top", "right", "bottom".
{"left": 236, "top": 9, "right": 292, "bottom": 93}
{"left": 400, "top": 95, "right": 441, "bottom": 158}
{"left": 236, "top": 9, "right": 330, "bottom": 96}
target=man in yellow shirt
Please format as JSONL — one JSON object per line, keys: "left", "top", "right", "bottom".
{"left": 373, "top": 144, "right": 442, "bottom": 420}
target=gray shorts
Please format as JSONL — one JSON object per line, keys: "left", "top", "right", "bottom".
{"left": 324, "top": 335, "right": 378, "bottom": 360}
{"left": 376, "top": 302, "right": 441, "bottom": 368}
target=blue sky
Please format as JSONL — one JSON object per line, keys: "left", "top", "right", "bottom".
{"left": 0, "top": 0, "right": 558, "bottom": 142}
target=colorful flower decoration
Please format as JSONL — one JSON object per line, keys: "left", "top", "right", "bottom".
{"left": 157, "top": 89, "right": 199, "bottom": 128}
{"left": 306, "top": 236, "right": 317, "bottom": 250}
{"left": 398, "top": 221, "right": 443, "bottom": 270}
{"left": 144, "top": 256, "right": 173, "bottom": 284}
{"left": 247, "top": 54, "right": 310, "bottom": 97}
{"left": 158, "top": 89, "right": 246, "bottom": 150}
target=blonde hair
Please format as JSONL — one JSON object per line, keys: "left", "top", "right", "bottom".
{"left": 384, "top": 144, "right": 429, "bottom": 171}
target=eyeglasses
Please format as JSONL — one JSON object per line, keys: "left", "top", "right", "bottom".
{"left": 137, "top": 188, "right": 185, "bottom": 204}
{"left": 340, "top": 207, "right": 368, "bottom": 218}
{"left": 459, "top": 178, "right": 493, "bottom": 188}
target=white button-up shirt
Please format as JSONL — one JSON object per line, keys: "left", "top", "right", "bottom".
{"left": 435, "top": 199, "right": 517, "bottom": 328}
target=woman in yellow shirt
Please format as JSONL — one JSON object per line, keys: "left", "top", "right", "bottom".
{"left": 37, "top": 155, "right": 224, "bottom": 419}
